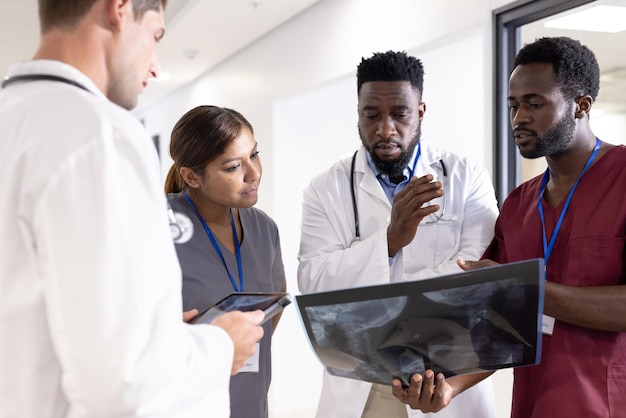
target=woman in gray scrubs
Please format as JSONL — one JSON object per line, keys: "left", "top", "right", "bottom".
{"left": 164, "top": 105, "right": 287, "bottom": 418}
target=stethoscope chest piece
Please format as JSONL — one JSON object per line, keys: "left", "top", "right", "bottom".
{"left": 169, "top": 211, "right": 194, "bottom": 244}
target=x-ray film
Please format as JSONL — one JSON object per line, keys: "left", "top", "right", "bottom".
{"left": 296, "top": 259, "right": 544, "bottom": 386}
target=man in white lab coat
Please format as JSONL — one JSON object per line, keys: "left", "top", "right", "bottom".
{"left": 0, "top": 1, "right": 263, "bottom": 417}
{"left": 297, "top": 51, "right": 499, "bottom": 418}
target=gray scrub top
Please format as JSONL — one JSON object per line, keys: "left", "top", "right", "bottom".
{"left": 168, "top": 192, "right": 286, "bottom": 418}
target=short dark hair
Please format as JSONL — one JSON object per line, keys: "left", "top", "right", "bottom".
{"left": 513, "top": 36, "right": 600, "bottom": 101}
{"left": 164, "top": 105, "right": 254, "bottom": 194}
{"left": 356, "top": 51, "right": 425, "bottom": 96}
{"left": 38, "top": 0, "right": 168, "bottom": 33}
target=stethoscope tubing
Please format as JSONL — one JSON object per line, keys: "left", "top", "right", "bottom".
{"left": 2, "top": 74, "right": 90, "bottom": 92}
{"left": 349, "top": 151, "right": 449, "bottom": 241}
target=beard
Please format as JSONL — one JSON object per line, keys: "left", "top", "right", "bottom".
{"left": 518, "top": 108, "right": 576, "bottom": 159}
{"left": 359, "top": 127, "right": 421, "bottom": 180}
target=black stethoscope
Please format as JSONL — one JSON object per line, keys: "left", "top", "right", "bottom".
{"left": 350, "top": 150, "right": 454, "bottom": 241}
{"left": 1, "top": 74, "right": 90, "bottom": 92}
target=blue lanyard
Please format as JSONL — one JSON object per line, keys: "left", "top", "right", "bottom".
{"left": 183, "top": 191, "right": 244, "bottom": 292}
{"left": 538, "top": 138, "right": 601, "bottom": 273}
{"left": 410, "top": 142, "right": 421, "bottom": 176}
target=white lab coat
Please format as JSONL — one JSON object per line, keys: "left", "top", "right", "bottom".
{"left": 298, "top": 143, "right": 499, "bottom": 418}
{"left": 0, "top": 60, "right": 233, "bottom": 417}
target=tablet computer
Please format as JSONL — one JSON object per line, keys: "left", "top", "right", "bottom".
{"left": 192, "top": 292, "right": 291, "bottom": 325}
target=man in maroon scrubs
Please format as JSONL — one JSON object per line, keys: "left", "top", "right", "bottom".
{"left": 392, "top": 36, "right": 626, "bottom": 418}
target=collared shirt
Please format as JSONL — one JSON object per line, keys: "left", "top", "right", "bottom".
{"left": 366, "top": 144, "right": 421, "bottom": 203}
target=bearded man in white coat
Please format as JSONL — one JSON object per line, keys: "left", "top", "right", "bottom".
{"left": 297, "top": 51, "right": 499, "bottom": 418}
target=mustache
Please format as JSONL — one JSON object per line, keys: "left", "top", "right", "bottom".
{"left": 373, "top": 140, "right": 403, "bottom": 148}
{"left": 513, "top": 127, "right": 538, "bottom": 136}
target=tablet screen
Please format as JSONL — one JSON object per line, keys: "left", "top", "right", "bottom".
{"left": 193, "top": 292, "right": 291, "bottom": 325}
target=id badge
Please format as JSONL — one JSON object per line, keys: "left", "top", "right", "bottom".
{"left": 542, "top": 314, "right": 555, "bottom": 335}
{"left": 239, "top": 343, "right": 260, "bottom": 373}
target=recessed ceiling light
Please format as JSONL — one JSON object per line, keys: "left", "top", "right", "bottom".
{"left": 544, "top": 5, "right": 626, "bottom": 33}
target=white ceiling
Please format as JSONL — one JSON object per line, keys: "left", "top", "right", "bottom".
{"left": 521, "top": 0, "right": 626, "bottom": 112}
{"left": 0, "top": 0, "right": 321, "bottom": 112}
{"left": 2, "top": 0, "right": 625, "bottom": 113}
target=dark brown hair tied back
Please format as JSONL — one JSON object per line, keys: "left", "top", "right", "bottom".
{"left": 163, "top": 164, "right": 184, "bottom": 194}
{"left": 164, "top": 105, "right": 254, "bottom": 194}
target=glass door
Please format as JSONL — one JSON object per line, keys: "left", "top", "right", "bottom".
{"left": 493, "top": 0, "right": 626, "bottom": 201}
